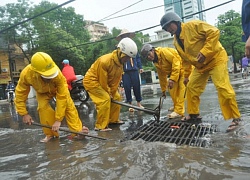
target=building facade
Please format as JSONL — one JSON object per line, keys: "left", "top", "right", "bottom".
{"left": 144, "top": 0, "right": 206, "bottom": 47}
{"left": 0, "top": 37, "right": 28, "bottom": 99}
{"left": 164, "top": 0, "right": 206, "bottom": 22}
{"left": 85, "top": 20, "right": 109, "bottom": 42}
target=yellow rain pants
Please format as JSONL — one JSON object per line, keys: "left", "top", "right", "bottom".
{"left": 87, "top": 85, "right": 121, "bottom": 129}
{"left": 36, "top": 93, "right": 82, "bottom": 137}
{"left": 168, "top": 75, "right": 186, "bottom": 115}
{"left": 154, "top": 47, "right": 186, "bottom": 116}
{"left": 187, "top": 56, "right": 241, "bottom": 120}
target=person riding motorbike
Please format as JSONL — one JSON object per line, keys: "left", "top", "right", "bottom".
{"left": 61, "top": 59, "right": 77, "bottom": 90}
{"left": 241, "top": 55, "right": 249, "bottom": 79}
{"left": 6, "top": 81, "right": 15, "bottom": 102}
{"left": 60, "top": 59, "right": 89, "bottom": 102}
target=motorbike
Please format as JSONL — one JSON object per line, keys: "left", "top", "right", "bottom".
{"left": 70, "top": 75, "right": 89, "bottom": 102}
{"left": 53, "top": 75, "right": 89, "bottom": 103}
{"left": 6, "top": 89, "right": 15, "bottom": 104}
{"left": 242, "top": 67, "right": 249, "bottom": 79}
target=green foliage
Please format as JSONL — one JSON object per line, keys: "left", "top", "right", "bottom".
{"left": 83, "top": 27, "right": 151, "bottom": 73}
{"left": 0, "top": 0, "right": 153, "bottom": 75}
{"left": 0, "top": 0, "right": 90, "bottom": 74}
{"left": 216, "top": 10, "right": 245, "bottom": 63}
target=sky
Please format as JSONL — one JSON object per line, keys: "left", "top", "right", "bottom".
{"left": 0, "top": 0, "right": 242, "bottom": 36}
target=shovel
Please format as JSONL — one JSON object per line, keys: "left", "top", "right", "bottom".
{"left": 31, "top": 122, "right": 108, "bottom": 140}
{"left": 111, "top": 96, "right": 164, "bottom": 121}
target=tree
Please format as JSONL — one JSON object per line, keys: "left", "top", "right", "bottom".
{"left": 0, "top": 0, "right": 152, "bottom": 75}
{"left": 83, "top": 27, "right": 150, "bottom": 72}
{"left": 216, "top": 10, "right": 245, "bottom": 73}
{"left": 0, "top": 0, "right": 90, "bottom": 74}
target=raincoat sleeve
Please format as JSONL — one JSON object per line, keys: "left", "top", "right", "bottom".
{"left": 14, "top": 69, "right": 31, "bottom": 116}
{"left": 197, "top": 22, "right": 220, "bottom": 59}
{"left": 98, "top": 61, "right": 111, "bottom": 95}
{"left": 156, "top": 68, "right": 167, "bottom": 94}
{"left": 54, "top": 73, "right": 71, "bottom": 121}
{"left": 165, "top": 48, "right": 181, "bottom": 82}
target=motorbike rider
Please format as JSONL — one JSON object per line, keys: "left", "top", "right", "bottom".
{"left": 60, "top": 59, "right": 89, "bottom": 102}
{"left": 61, "top": 59, "right": 77, "bottom": 90}
{"left": 241, "top": 54, "right": 249, "bottom": 78}
{"left": 6, "top": 81, "right": 15, "bottom": 101}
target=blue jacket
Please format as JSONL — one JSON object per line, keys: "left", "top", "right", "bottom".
{"left": 123, "top": 53, "right": 142, "bottom": 72}
{"left": 6, "top": 83, "right": 15, "bottom": 90}
{"left": 242, "top": 0, "right": 250, "bottom": 41}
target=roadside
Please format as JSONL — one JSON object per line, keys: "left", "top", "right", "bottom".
{"left": 0, "top": 72, "right": 243, "bottom": 106}
{"left": 0, "top": 99, "right": 8, "bottom": 104}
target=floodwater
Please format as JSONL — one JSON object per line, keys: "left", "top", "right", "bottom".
{"left": 0, "top": 75, "right": 250, "bottom": 180}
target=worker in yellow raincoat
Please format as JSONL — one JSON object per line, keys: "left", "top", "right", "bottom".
{"left": 83, "top": 37, "right": 138, "bottom": 131}
{"left": 160, "top": 12, "right": 241, "bottom": 132}
{"left": 141, "top": 44, "right": 185, "bottom": 119}
{"left": 15, "top": 52, "right": 89, "bottom": 142}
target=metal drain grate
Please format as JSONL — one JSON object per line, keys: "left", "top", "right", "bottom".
{"left": 123, "top": 120, "right": 218, "bottom": 147}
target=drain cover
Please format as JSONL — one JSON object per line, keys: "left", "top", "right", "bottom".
{"left": 123, "top": 120, "right": 218, "bottom": 147}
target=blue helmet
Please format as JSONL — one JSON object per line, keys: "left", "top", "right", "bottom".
{"left": 62, "top": 59, "right": 69, "bottom": 64}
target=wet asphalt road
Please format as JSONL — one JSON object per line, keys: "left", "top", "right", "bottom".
{"left": 0, "top": 73, "right": 250, "bottom": 180}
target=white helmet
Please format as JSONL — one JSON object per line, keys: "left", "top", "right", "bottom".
{"left": 117, "top": 37, "right": 138, "bottom": 58}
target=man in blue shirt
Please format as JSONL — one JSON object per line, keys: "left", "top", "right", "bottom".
{"left": 116, "top": 29, "right": 144, "bottom": 111}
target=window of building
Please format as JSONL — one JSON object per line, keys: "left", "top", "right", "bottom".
{"left": 184, "top": 6, "right": 192, "bottom": 10}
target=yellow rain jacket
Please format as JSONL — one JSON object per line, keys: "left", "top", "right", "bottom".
{"left": 154, "top": 47, "right": 185, "bottom": 115}
{"left": 84, "top": 50, "right": 123, "bottom": 97}
{"left": 174, "top": 20, "right": 227, "bottom": 78}
{"left": 83, "top": 50, "right": 123, "bottom": 129}
{"left": 15, "top": 64, "right": 83, "bottom": 136}
{"left": 173, "top": 20, "right": 240, "bottom": 120}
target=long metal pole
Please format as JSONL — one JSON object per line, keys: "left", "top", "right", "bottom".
{"left": 111, "top": 99, "right": 159, "bottom": 115}
{"left": 31, "top": 122, "right": 108, "bottom": 140}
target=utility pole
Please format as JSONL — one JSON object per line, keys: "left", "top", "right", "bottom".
{"left": 8, "top": 43, "right": 13, "bottom": 82}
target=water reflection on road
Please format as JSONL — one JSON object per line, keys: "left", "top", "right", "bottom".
{"left": 0, "top": 77, "right": 250, "bottom": 180}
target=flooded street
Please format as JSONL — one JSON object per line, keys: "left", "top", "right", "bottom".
{"left": 1, "top": 75, "right": 250, "bottom": 180}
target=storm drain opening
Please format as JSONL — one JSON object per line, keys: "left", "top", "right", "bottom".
{"left": 123, "top": 120, "right": 218, "bottom": 147}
